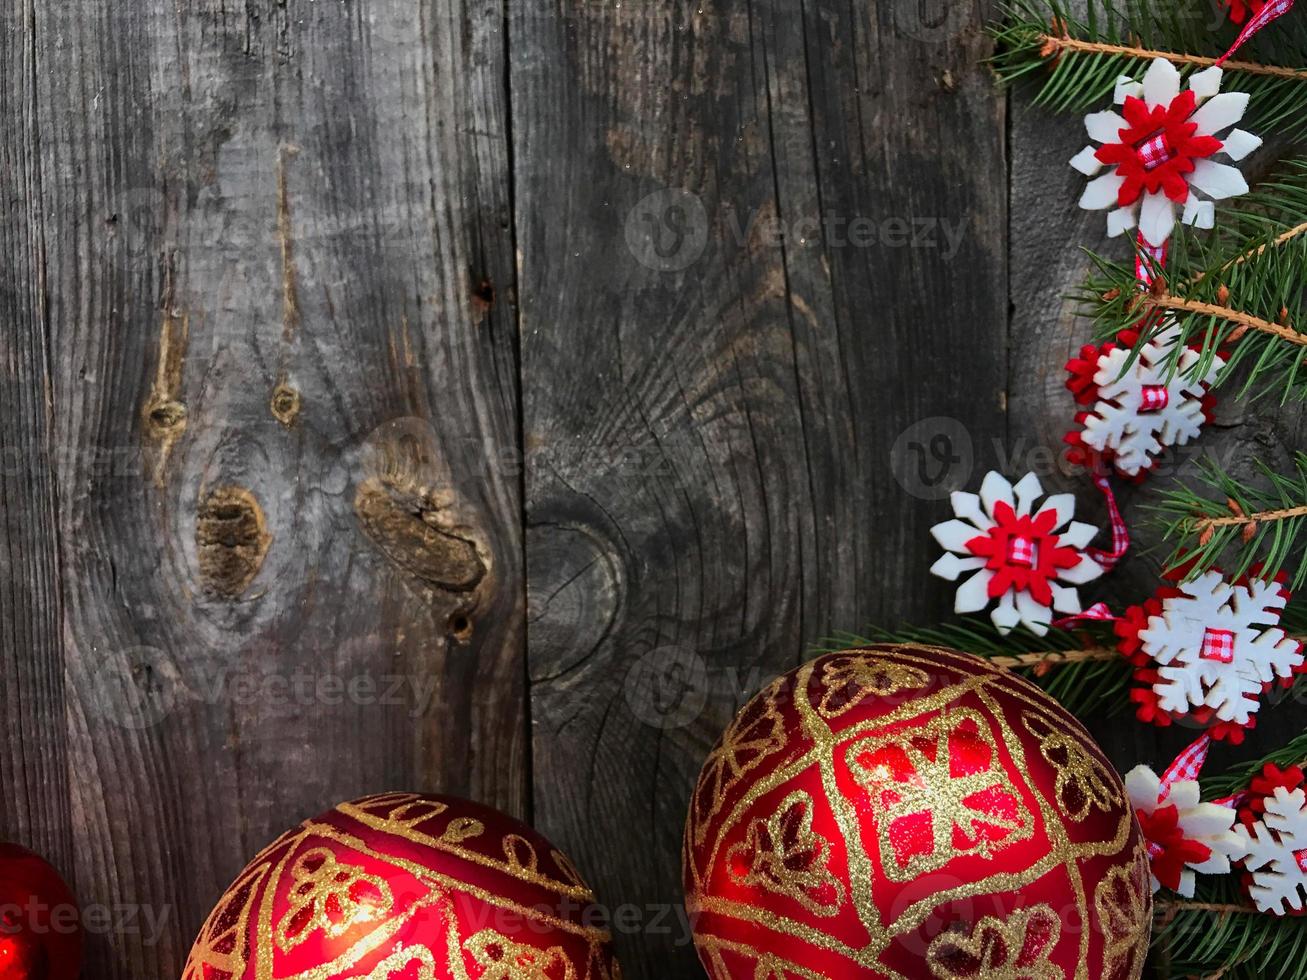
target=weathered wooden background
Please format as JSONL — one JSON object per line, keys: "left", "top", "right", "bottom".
{"left": 2, "top": 0, "right": 1301, "bottom": 976}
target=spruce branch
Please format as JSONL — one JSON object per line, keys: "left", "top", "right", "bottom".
{"left": 1034, "top": 32, "right": 1307, "bottom": 82}
{"left": 1134, "top": 292, "right": 1307, "bottom": 350}
{"left": 1151, "top": 876, "right": 1307, "bottom": 980}
{"left": 991, "top": 0, "right": 1307, "bottom": 137}
{"left": 1151, "top": 452, "right": 1307, "bottom": 587}
{"left": 1079, "top": 160, "right": 1307, "bottom": 401}
{"left": 1203, "top": 728, "right": 1307, "bottom": 801}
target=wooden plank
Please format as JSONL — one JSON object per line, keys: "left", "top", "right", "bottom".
{"left": 29, "top": 0, "right": 523, "bottom": 973}
{"left": 0, "top": 0, "right": 75, "bottom": 875}
{"left": 512, "top": 1, "right": 1007, "bottom": 973}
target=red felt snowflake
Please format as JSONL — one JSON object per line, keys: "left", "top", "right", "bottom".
{"left": 1064, "top": 327, "right": 1223, "bottom": 479}
{"left": 1116, "top": 566, "right": 1306, "bottom": 745}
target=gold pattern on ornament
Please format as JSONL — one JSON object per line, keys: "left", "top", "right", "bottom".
{"left": 925, "top": 905, "right": 1062, "bottom": 980}
{"left": 817, "top": 654, "right": 930, "bottom": 718}
{"left": 334, "top": 797, "right": 592, "bottom": 899}
{"left": 363, "top": 943, "right": 440, "bottom": 979}
{"left": 339, "top": 793, "right": 486, "bottom": 846}
{"left": 1093, "top": 848, "right": 1152, "bottom": 980}
{"left": 550, "top": 849, "right": 588, "bottom": 890}
{"left": 503, "top": 834, "right": 542, "bottom": 875}
{"left": 847, "top": 707, "right": 1032, "bottom": 881}
{"left": 274, "top": 847, "right": 394, "bottom": 952}
{"left": 181, "top": 861, "right": 269, "bottom": 977}
{"left": 725, "top": 791, "right": 845, "bottom": 917}
{"left": 1021, "top": 711, "right": 1122, "bottom": 822}
{"left": 463, "top": 929, "right": 576, "bottom": 979}
{"left": 692, "top": 678, "right": 788, "bottom": 845}
{"left": 753, "top": 954, "right": 794, "bottom": 979}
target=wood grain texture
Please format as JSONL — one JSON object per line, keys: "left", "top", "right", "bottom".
{"left": 512, "top": 0, "right": 1006, "bottom": 973}
{"left": 18, "top": 0, "right": 523, "bottom": 973}
{"left": 0, "top": 0, "right": 75, "bottom": 875}
{"left": 10, "top": 1, "right": 1301, "bottom": 978}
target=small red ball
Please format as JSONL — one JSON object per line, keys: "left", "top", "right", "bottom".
{"left": 684, "top": 644, "right": 1152, "bottom": 979}
{"left": 184, "top": 793, "right": 620, "bottom": 979}
{"left": 0, "top": 844, "right": 81, "bottom": 980}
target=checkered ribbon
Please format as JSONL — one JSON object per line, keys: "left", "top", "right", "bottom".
{"left": 1200, "top": 626, "right": 1237, "bottom": 663}
{"left": 1139, "top": 384, "right": 1170, "bottom": 411}
{"left": 1051, "top": 601, "right": 1119, "bottom": 629}
{"left": 1135, "top": 233, "right": 1169, "bottom": 287}
{"left": 1086, "top": 474, "right": 1129, "bottom": 569}
{"left": 1218, "top": 0, "right": 1295, "bottom": 64}
{"left": 1007, "top": 535, "right": 1036, "bottom": 567}
{"left": 1137, "top": 132, "right": 1172, "bottom": 171}
{"left": 1158, "top": 733, "right": 1214, "bottom": 799}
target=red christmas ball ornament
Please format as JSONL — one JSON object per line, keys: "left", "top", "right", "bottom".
{"left": 0, "top": 844, "right": 82, "bottom": 980}
{"left": 683, "top": 644, "right": 1153, "bottom": 979}
{"left": 183, "top": 793, "right": 619, "bottom": 979}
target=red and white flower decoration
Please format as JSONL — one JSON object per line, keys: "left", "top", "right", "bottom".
{"left": 1071, "top": 59, "right": 1262, "bottom": 246}
{"left": 1116, "top": 568, "right": 1306, "bottom": 743}
{"left": 1064, "top": 323, "right": 1224, "bottom": 477}
{"left": 1126, "top": 763, "right": 1245, "bottom": 897}
{"left": 930, "top": 471, "right": 1105, "bottom": 636}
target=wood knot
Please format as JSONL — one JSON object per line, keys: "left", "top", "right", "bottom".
{"left": 147, "top": 399, "right": 187, "bottom": 434}
{"left": 196, "top": 486, "right": 271, "bottom": 598}
{"left": 270, "top": 382, "right": 301, "bottom": 426}
{"left": 446, "top": 610, "right": 474, "bottom": 643}
{"left": 354, "top": 477, "right": 486, "bottom": 591}
{"left": 472, "top": 276, "right": 496, "bottom": 312}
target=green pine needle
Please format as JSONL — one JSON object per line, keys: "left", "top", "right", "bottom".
{"left": 1204, "top": 727, "right": 1307, "bottom": 801}
{"left": 991, "top": 0, "right": 1307, "bottom": 138}
{"left": 1077, "top": 188, "right": 1307, "bottom": 405}
{"left": 1150, "top": 451, "right": 1307, "bottom": 588}
{"left": 1152, "top": 876, "right": 1307, "bottom": 979}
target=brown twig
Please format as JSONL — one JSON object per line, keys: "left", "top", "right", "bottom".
{"left": 989, "top": 646, "right": 1119, "bottom": 675}
{"left": 1135, "top": 294, "right": 1307, "bottom": 348}
{"left": 1155, "top": 899, "right": 1261, "bottom": 916}
{"left": 1037, "top": 33, "right": 1307, "bottom": 81}
{"left": 1193, "top": 502, "right": 1307, "bottom": 548}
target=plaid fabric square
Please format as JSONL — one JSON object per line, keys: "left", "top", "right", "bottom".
{"left": 1139, "top": 385, "right": 1170, "bottom": 412}
{"left": 1200, "top": 627, "right": 1237, "bottom": 664}
{"left": 1006, "top": 535, "right": 1036, "bottom": 567}
{"left": 1137, "top": 132, "right": 1172, "bottom": 172}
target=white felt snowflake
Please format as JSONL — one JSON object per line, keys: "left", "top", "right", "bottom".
{"left": 1126, "top": 764, "right": 1245, "bottom": 896}
{"left": 1236, "top": 785, "right": 1307, "bottom": 915}
{"left": 1071, "top": 59, "right": 1262, "bottom": 246}
{"left": 1137, "top": 571, "right": 1304, "bottom": 727}
{"left": 930, "top": 472, "right": 1104, "bottom": 637}
{"left": 1079, "top": 325, "right": 1224, "bottom": 476}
